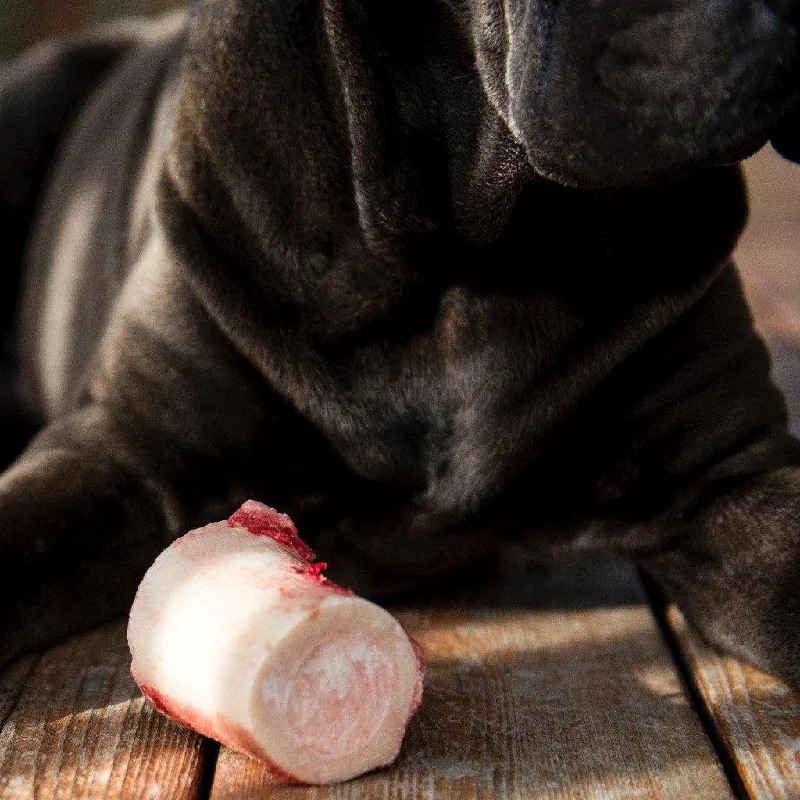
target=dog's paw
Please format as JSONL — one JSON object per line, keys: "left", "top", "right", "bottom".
{"left": 640, "top": 466, "right": 800, "bottom": 690}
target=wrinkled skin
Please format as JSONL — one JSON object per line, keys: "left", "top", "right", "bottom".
{"left": 469, "top": 0, "right": 800, "bottom": 185}
{"left": 0, "top": 0, "right": 799, "bottom": 688}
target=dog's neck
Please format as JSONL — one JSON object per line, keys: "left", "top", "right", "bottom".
{"left": 163, "top": 0, "right": 534, "bottom": 267}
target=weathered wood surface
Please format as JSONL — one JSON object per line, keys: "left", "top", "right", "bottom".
{"left": 0, "top": 655, "right": 38, "bottom": 724}
{"left": 666, "top": 606, "right": 800, "bottom": 800}
{"left": 0, "top": 621, "right": 207, "bottom": 800}
{"left": 210, "top": 556, "right": 733, "bottom": 800}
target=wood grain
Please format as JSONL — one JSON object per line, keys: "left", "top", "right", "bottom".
{"left": 666, "top": 606, "right": 800, "bottom": 800}
{"left": 210, "top": 558, "right": 733, "bottom": 800}
{"left": 0, "top": 655, "right": 40, "bottom": 729}
{"left": 0, "top": 621, "right": 207, "bottom": 800}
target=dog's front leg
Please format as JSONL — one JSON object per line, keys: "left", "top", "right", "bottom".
{"left": 0, "top": 271, "right": 272, "bottom": 670}
{"left": 639, "top": 464, "right": 800, "bottom": 689}
{"left": 0, "top": 409, "right": 176, "bottom": 667}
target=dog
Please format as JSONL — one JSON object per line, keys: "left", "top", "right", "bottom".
{"left": 1, "top": 0, "right": 799, "bottom": 688}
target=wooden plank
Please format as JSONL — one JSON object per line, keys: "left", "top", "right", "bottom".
{"left": 0, "top": 0, "right": 28, "bottom": 60}
{"left": 741, "top": 148, "right": 800, "bottom": 227}
{"left": 209, "top": 555, "right": 733, "bottom": 799}
{"left": 24, "top": 0, "right": 90, "bottom": 47}
{"left": 0, "top": 620, "right": 208, "bottom": 800}
{"left": 736, "top": 148, "right": 800, "bottom": 432}
{"left": 0, "top": 655, "right": 40, "bottom": 729}
{"left": 666, "top": 606, "right": 800, "bottom": 800}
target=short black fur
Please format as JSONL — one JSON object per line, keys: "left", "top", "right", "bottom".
{"left": 0, "top": 0, "right": 799, "bottom": 688}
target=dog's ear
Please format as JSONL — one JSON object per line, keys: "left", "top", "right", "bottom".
{"left": 771, "top": 107, "right": 800, "bottom": 163}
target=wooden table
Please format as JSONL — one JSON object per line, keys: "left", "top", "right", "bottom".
{"left": 2, "top": 150, "right": 799, "bottom": 800}
{"left": 1, "top": 550, "right": 798, "bottom": 800}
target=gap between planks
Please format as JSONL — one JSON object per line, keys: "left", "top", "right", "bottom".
{"left": 663, "top": 607, "right": 800, "bottom": 800}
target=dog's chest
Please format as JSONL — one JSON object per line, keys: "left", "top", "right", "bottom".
{"left": 256, "top": 177, "right": 733, "bottom": 520}
{"left": 272, "top": 273, "right": 583, "bottom": 519}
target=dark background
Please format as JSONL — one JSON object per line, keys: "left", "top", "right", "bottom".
{"left": 0, "top": 0, "right": 182, "bottom": 60}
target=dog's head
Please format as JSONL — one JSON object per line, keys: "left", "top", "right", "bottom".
{"left": 455, "top": 0, "right": 800, "bottom": 187}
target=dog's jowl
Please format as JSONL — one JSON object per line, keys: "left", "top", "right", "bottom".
{"left": 0, "top": 0, "right": 799, "bottom": 686}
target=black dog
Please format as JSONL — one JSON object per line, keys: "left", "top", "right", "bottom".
{"left": 1, "top": 0, "right": 800, "bottom": 687}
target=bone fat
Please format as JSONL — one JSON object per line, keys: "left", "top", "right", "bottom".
{"left": 127, "top": 500, "right": 425, "bottom": 785}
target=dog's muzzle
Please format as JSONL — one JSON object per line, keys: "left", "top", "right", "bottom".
{"left": 501, "top": 0, "right": 800, "bottom": 187}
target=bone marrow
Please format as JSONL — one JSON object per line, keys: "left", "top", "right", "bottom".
{"left": 127, "top": 500, "right": 425, "bottom": 785}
